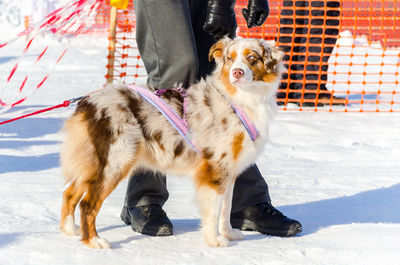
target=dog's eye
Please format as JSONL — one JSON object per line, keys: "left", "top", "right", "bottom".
{"left": 227, "top": 57, "right": 233, "bottom": 62}
{"left": 247, "top": 55, "right": 257, "bottom": 65}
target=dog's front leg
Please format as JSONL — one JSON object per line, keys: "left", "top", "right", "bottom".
{"left": 219, "top": 178, "right": 243, "bottom": 241}
{"left": 196, "top": 185, "right": 229, "bottom": 247}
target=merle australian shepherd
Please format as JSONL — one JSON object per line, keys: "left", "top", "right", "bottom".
{"left": 59, "top": 37, "right": 284, "bottom": 248}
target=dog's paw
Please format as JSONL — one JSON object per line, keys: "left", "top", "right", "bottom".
{"left": 205, "top": 235, "right": 229, "bottom": 247}
{"left": 60, "top": 225, "right": 80, "bottom": 236}
{"left": 221, "top": 228, "right": 243, "bottom": 241}
{"left": 216, "top": 236, "right": 229, "bottom": 247}
{"left": 86, "top": 237, "right": 111, "bottom": 249}
{"left": 60, "top": 216, "right": 80, "bottom": 236}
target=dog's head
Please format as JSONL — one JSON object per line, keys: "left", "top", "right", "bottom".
{"left": 209, "top": 37, "right": 284, "bottom": 97}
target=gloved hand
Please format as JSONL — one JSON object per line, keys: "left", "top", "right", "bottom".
{"left": 203, "top": 0, "right": 237, "bottom": 39}
{"left": 242, "top": 0, "right": 269, "bottom": 28}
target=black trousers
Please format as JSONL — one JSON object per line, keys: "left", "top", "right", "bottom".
{"left": 276, "top": 0, "right": 341, "bottom": 100}
{"left": 124, "top": 0, "right": 271, "bottom": 214}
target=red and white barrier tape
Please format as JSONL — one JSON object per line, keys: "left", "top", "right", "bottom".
{"left": 0, "top": 0, "right": 103, "bottom": 114}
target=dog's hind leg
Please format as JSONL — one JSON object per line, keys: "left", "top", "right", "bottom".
{"left": 60, "top": 113, "right": 96, "bottom": 237}
{"left": 79, "top": 158, "right": 138, "bottom": 249}
{"left": 79, "top": 182, "right": 114, "bottom": 249}
{"left": 60, "top": 181, "right": 85, "bottom": 236}
{"left": 219, "top": 178, "right": 243, "bottom": 241}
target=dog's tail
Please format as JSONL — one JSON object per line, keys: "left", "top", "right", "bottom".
{"left": 60, "top": 112, "right": 98, "bottom": 187}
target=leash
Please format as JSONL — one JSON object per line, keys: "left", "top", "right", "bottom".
{"left": 0, "top": 96, "right": 84, "bottom": 126}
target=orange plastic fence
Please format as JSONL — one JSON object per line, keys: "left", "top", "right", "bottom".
{"left": 93, "top": 0, "right": 400, "bottom": 112}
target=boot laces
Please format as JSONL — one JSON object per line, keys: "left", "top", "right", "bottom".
{"left": 143, "top": 205, "right": 166, "bottom": 219}
{"left": 261, "top": 202, "right": 285, "bottom": 217}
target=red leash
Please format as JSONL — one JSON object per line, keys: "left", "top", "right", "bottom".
{"left": 0, "top": 96, "right": 84, "bottom": 126}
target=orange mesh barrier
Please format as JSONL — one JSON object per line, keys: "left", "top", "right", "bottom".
{"left": 95, "top": 0, "right": 400, "bottom": 112}
{"left": 101, "top": 1, "right": 146, "bottom": 84}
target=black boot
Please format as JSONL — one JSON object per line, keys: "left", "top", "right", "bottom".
{"left": 121, "top": 205, "right": 173, "bottom": 236}
{"left": 231, "top": 202, "right": 302, "bottom": 237}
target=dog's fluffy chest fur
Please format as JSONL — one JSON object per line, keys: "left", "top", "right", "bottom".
{"left": 185, "top": 77, "right": 273, "bottom": 173}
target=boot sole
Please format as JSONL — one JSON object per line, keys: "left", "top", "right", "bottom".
{"left": 231, "top": 219, "right": 302, "bottom": 237}
{"left": 131, "top": 223, "right": 173, "bottom": 237}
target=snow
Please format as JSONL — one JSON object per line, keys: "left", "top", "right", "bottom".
{"left": 1, "top": 21, "right": 400, "bottom": 265}
{"left": 328, "top": 30, "right": 400, "bottom": 97}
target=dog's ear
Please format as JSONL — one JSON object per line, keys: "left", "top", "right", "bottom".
{"left": 259, "top": 40, "right": 284, "bottom": 73}
{"left": 208, "top": 37, "right": 232, "bottom": 63}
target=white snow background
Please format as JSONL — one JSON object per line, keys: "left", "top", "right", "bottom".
{"left": 1, "top": 3, "right": 400, "bottom": 265}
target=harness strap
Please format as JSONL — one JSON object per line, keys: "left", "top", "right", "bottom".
{"left": 127, "top": 85, "right": 259, "bottom": 156}
{"left": 229, "top": 103, "right": 259, "bottom": 142}
{"left": 127, "top": 85, "right": 200, "bottom": 154}
{"left": 223, "top": 95, "right": 259, "bottom": 142}
{"left": 154, "top": 87, "right": 190, "bottom": 128}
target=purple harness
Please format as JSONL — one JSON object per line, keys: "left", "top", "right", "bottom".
{"left": 126, "top": 84, "right": 258, "bottom": 154}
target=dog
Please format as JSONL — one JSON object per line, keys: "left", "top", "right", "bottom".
{"left": 59, "top": 37, "right": 284, "bottom": 248}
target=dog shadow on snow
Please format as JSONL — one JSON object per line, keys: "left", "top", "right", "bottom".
{"left": 164, "top": 184, "right": 400, "bottom": 242}
{"left": 168, "top": 184, "right": 400, "bottom": 241}
{"left": 278, "top": 183, "right": 400, "bottom": 236}
{"left": 96, "top": 220, "right": 206, "bottom": 248}
{"left": 106, "top": 183, "right": 400, "bottom": 246}
{"left": 96, "top": 185, "right": 400, "bottom": 247}
{"left": 169, "top": 184, "right": 399, "bottom": 240}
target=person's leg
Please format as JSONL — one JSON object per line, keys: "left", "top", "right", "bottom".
{"left": 122, "top": 0, "right": 199, "bottom": 236}
{"left": 123, "top": 171, "right": 169, "bottom": 208}
{"left": 120, "top": 171, "right": 172, "bottom": 236}
{"left": 134, "top": 0, "right": 199, "bottom": 89}
{"left": 188, "top": 0, "right": 216, "bottom": 79}
{"left": 231, "top": 165, "right": 271, "bottom": 213}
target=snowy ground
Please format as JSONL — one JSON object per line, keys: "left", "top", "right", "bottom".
{"left": 1, "top": 32, "right": 400, "bottom": 264}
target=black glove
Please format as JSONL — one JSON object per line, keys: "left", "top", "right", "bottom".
{"left": 203, "top": 0, "right": 237, "bottom": 39}
{"left": 242, "top": 0, "right": 269, "bottom": 28}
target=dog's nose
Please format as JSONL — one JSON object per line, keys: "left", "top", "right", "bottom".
{"left": 232, "top": 68, "right": 244, "bottom": 79}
